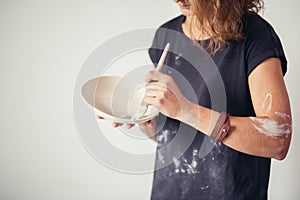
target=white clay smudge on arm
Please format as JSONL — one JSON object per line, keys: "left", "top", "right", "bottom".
{"left": 250, "top": 93, "right": 292, "bottom": 138}
{"left": 261, "top": 93, "right": 273, "bottom": 112}
{"left": 275, "top": 111, "right": 291, "bottom": 120}
{"left": 250, "top": 113, "right": 292, "bottom": 138}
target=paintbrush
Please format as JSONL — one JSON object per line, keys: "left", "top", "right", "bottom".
{"left": 131, "top": 43, "right": 170, "bottom": 120}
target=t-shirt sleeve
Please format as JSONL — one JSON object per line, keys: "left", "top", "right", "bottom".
{"left": 148, "top": 29, "right": 165, "bottom": 66}
{"left": 245, "top": 15, "right": 287, "bottom": 76}
{"left": 148, "top": 38, "right": 160, "bottom": 65}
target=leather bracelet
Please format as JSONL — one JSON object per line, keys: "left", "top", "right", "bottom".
{"left": 210, "top": 112, "right": 231, "bottom": 142}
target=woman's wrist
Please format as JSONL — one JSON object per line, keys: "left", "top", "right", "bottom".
{"left": 177, "top": 100, "right": 200, "bottom": 128}
{"left": 178, "top": 100, "right": 220, "bottom": 135}
{"left": 138, "top": 119, "right": 157, "bottom": 141}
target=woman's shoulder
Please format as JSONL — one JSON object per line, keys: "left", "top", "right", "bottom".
{"left": 242, "top": 13, "right": 287, "bottom": 76}
{"left": 158, "top": 15, "right": 185, "bottom": 30}
{"left": 243, "top": 13, "right": 278, "bottom": 38}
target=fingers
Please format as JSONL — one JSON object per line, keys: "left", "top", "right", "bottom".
{"left": 112, "top": 122, "right": 123, "bottom": 128}
{"left": 97, "top": 115, "right": 135, "bottom": 129}
{"left": 138, "top": 120, "right": 153, "bottom": 127}
{"left": 146, "top": 81, "right": 165, "bottom": 90}
{"left": 145, "top": 71, "right": 178, "bottom": 94}
{"left": 112, "top": 122, "right": 135, "bottom": 129}
{"left": 144, "top": 82, "right": 171, "bottom": 106}
{"left": 145, "top": 81, "right": 168, "bottom": 97}
{"left": 126, "top": 124, "right": 135, "bottom": 129}
{"left": 144, "top": 89, "right": 165, "bottom": 99}
{"left": 145, "top": 87, "right": 164, "bottom": 104}
{"left": 145, "top": 70, "right": 157, "bottom": 83}
{"left": 144, "top": 95, "right": 164, "bottom": 106}
{"left": 145, "top": 70, "right": 170, "bottom": 84}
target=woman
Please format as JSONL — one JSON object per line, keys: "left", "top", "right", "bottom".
{"left": 99, "top": 0, "right": 292, "bottom": 199}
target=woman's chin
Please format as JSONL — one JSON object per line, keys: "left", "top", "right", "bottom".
{"left": 180, "top": 8, "right": 192, "bottom": 16}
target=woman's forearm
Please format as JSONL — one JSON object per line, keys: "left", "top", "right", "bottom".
{"left": 138, "top": 119, "right": 157, "bottom": 142}
{"left": 179, "top": 102, "right": 292, "bottom": 160}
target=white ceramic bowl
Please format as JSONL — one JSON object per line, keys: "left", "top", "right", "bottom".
{"left": 81, "top": 76, "right": 159, "bottom": 124}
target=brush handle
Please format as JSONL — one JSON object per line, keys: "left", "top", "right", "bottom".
{"left": 156, "top": 43, "right": 170, "bottom": 71}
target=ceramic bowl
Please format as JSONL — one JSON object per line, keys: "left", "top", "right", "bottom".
{"left": 81, "top": 76, "right": 159, "bottom": 124}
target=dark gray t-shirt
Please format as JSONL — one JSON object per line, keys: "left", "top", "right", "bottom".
{"left": 149, "top": 14, "right": 287, "bottom": 200}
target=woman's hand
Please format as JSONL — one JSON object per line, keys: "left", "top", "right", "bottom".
{"left": 96, "top": 115, "right": 157, "bottom": 141}
{"left": 144, "top": 70, "right": 191, "bottom": 121}
{"left": 96, "top": 115, "right": 134, "bottom": 129}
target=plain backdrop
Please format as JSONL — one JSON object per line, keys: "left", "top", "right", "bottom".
{"left": 0, "top": 0, "right": 299, "bottom": 199}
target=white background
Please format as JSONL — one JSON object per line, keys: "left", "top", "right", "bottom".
{"left": 0, "top": 0, "right": 299, "bottom": 199}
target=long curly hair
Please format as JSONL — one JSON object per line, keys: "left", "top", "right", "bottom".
{"left": 190, "top": 0, "right": 264, "bottom": 54}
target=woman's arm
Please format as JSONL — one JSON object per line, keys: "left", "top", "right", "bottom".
{"left": 144, "top": 58, "right": 292, "bottom": 160}
{"left": 223, "top": 58, "right": 292, "bottom": 160}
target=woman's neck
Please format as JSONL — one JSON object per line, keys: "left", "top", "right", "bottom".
{"left": 182, "top": 15, "right": 211, "bottom": 41}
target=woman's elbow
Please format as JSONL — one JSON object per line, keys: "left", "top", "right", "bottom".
{"left": 272, "top": 133, "right": 292, "bottom": 160}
